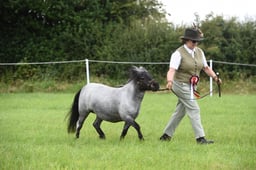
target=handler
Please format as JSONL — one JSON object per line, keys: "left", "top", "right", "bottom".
{"left": 160, "top": 27, "right": 222, "bottom": 144}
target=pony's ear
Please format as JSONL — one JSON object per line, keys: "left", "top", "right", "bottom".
{"left": 129, "top": 66, "right": 139, "bottom": 80}
{"left": 131, "top": 65, "right": 138, "bottom": 71}
{"left": 130, "top": 66, "right": 139, "bottom": 74}
{"left": 132, "top": 66, "right": 146, "bottom": 72}
{"left": 138, "top": 66, "right": 146, "bottom": 72}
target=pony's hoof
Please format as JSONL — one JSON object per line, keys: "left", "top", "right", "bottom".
{"left": 139, "top": 137, "right": 144, "bottom": 141}
{"left": 99, "top": 135, "right": 106, "bottom": 139}
{"left": 138, "top": 135, "right": 144, "bottom": 140}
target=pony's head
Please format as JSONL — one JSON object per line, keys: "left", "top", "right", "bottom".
{"left": 129, "top": 66, "right": 159, "bottom": 91}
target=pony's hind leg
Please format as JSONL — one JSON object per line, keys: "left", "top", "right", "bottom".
{"left": 93, "top": 117, "right": 106, "bottom": 139}
{"left": 76, "top": 112, "right": 89, "bottom": 138}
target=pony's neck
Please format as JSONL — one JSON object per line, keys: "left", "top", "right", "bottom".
{"left": 125, "top": 80, "right": 145, "bottom": 100}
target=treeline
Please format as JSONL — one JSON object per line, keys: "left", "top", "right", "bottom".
{"left": 0, "top": 0, "right": 255, "bottom": 83}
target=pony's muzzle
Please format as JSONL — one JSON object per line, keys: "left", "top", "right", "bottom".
{"left": 150, "top": 81, "right": 160, "bottom": 91}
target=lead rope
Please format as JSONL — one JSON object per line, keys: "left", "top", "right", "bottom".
{"left": 158, "top": 81, "right": 216, "bottom": 100}
{"left": 158, "top": 88, "right": 214, "bottom": 101}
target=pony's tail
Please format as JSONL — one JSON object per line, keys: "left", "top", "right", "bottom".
{"left": 67, "top": 89, "right": 81, "bottom": 133}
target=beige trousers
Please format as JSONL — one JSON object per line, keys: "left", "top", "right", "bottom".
{"left": 163, "top": 81, "right": 205, "bottom": 138}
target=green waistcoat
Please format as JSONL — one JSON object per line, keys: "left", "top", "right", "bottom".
{"left": 174, "top": 46, "right": 204, "bottom": 83}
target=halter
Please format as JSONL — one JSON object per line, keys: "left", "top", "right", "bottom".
{"left": 137, "top": 79, "right": 159, "bottom": 91}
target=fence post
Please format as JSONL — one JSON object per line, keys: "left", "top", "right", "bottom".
{"left": 210, "top": 59, "right": 213, "bottom": 96}
{"left": 85, "top": 59, "right": 90, "bottom": 84}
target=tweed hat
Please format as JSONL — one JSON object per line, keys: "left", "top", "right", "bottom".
{"left": 180, "top": 28, "right": 204, "bottom": 41}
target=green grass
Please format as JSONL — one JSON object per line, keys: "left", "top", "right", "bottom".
{"left": 0, "top": 93, "right": 256, "bottom": 169}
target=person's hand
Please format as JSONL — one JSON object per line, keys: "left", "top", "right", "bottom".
{"left": 217, "top": 78, "right": 222, "bottom": 85}
{"left": 166, "top": 81, "right": 173, "bottom": 90}
{"left": 213, "top": 76, "right": 222, "bottom": 85}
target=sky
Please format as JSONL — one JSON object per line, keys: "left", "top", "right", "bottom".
{"left": 159, "top": 0, "right": 256, "bottom": 25}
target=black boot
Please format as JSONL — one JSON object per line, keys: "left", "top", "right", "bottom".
{"left": 196, "top": 137, "right": 214, "bottom": 144}
{"left": 160, "top": 133, "right": 171, "bottom": 141}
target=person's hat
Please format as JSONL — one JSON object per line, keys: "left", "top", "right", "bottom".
{"left": 180, "top": 28, "right": 204, "bottom": 41}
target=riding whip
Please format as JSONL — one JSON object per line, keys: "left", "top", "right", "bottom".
{"left": 216, "top": 72, "right": 221, "bottom": 97}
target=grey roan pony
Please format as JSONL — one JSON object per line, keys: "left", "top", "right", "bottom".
{"left": 67, "top": 66, "right": 159, "bottom": 140}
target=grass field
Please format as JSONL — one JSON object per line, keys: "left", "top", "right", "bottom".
{"left": 0, "top": 92, "right": 256, "bottom": 170}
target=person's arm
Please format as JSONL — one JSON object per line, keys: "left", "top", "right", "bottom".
{"left": 201, "top": 49, "right": 221, "bottom": 84}
{"left": 166, "top": 50, "right": 181, "bottom": 90}
{"left": 166, "top": 68, "right": 176, "bottom": 90}
{"left": 203, "top": 66, "right": 222, "bottom": 83}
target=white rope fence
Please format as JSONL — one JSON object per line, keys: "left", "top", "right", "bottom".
{"left": 1, "top": 59, "right": 255, "bottom": 67}
{"left": 0, "top": 60, "right": 85, "bottom": 65}
{"left": 213, "top": 60, "right": 256, "bottom": 67}
{"left": 1, "top": 59, "right": 255, "bottom": 96}
{"left": 88, "top": 59, "right": 168, "bottom": 65}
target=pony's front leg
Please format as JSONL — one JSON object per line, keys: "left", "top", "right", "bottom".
{"left": 120, "top": 122, "right": 130, "bottom": 140}
{"left": 132, "top": 121, "right": 144, "bottom": 140}
{"left": 120, "top": 120, "right": 144, "bottom": 140}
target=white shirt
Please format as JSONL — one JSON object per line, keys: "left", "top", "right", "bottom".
{"left": 169, "top": 44, "right": 208, "bottom": 70}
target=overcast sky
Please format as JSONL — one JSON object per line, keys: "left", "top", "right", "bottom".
{"left": 159, "top": 0, "right": 256, "bottom": 25}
